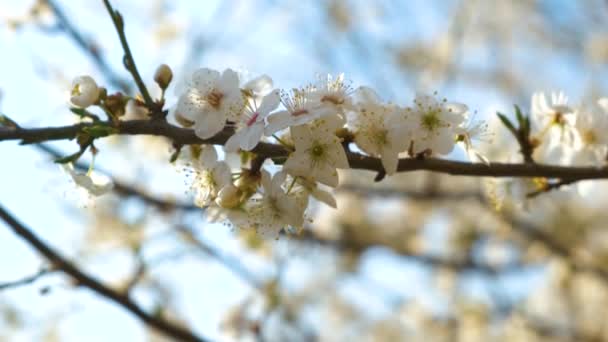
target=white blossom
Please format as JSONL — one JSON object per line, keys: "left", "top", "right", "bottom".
{"left": 70, "top": 75, "right": 100, "bottom": 108}
{"left": 348, "top": 87, "right": 411, "bottom": 175}
{"left": 572, "top": 98, "right": 608, "bottom": 166}
{"left": 242, "top": 74, "right": 274, "bottom": 101}
{"left": 284, "top": 117, "right": 349, "bottom": 187}
{"left": 62, "top": 163, "right": 113, "bottom": 197}
{"left": 224, "top": 90, "right": 280, "bottom": 152}
{"left": 409, "top": 93, "right": 467, "bottom": 155}
{"left": 297, "top": 177, "right": 337, "bottom": 208}
{"left": 455, "top": 112, "right": 491, "bottom": 164}
{"left": 249, "top": 171, "right": 305, "bottom": 237}
{"left": 192, "top": 145, "right": 232, "bottom": 207}
{"left": 175, "top": 68, "right": 244, "bottom": 139}
{"left": 306, "top": 73, "right": 354, "bottom": 114}
{"left": 265, "top": 86, "right": 336, "bottom": 135}
{"left": 531, "top": 91, "right": 574, "bottom": 128}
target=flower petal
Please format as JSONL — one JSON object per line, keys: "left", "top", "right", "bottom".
{"left": 240, "top": 123, "right": 264, "bottom": 151}
{"left": 265, "top": 110, "right": 292, "bottom": 135}
{"left": 258, "top": 90, "right": 280, "bottom": 115}
{"left": 193, "top": 111, "right": 226, "bottom": 139}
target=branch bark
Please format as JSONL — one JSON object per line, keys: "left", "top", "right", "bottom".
{"left": 0, "top": 204, "right": 207, "bottom": 342}
{"left": 2, "top": 120, "right": 608, "bottom": 181}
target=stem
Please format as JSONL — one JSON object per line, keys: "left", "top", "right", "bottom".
{"left": 102, "top": 0, "right": 154, "bottom": 109}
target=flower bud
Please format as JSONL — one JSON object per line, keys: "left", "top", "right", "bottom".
{"left": 215, "top": 184, "right": 242, "bottom": 209}
{"left": 154, "top": 64, "right": 173, "bottom": 90}
{"left": 105, "top": 92, "right": 128, "bottom": 118}
{"left": 70, "top": 75, "right": 100, "bottom": 108}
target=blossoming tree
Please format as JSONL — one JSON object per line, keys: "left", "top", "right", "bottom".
{"left": 2, "top": 1, "right": 608, "bottom": 341}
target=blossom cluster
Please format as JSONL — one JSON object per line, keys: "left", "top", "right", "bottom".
{"left": 502, "top": 92, "right": 608, "bottom": 203}
{"left": 172, "top": 68, "right": 480, "bottom": 236}
{"left": 67, "top": 67, "right": 608, "bottom": 235}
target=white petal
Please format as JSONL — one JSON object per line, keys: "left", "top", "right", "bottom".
{"left": 191, "top": 68, "right": 220, "bottom": 91}
{"left": 271, "top": 171, "right": 287, "bottom": 194}
{"left": 445, "top": 102, "right": 468, "bottom": 115}
{"left": 432, "top": 130, "right": 457, "bottom": 155}
{"left": 258, "top": 90, "right": 280, "bottom": 115}
{"left": 200, "top": 145, "right": 218, "bottom": 165}
{"left": 290, "top": 125, "right": 313, "bottom": 150}
{"left": 212, "top": 162, "right": 232, "bottom": 188}
{"left": 326, "top": 142, "right": 349, "bottom": 169}
{"left": 240, "top": 123, "right": 264, "bottom": 151}
{"left": 224, "top": 130, "right": 243, "bottom": 152}
{"left": 219, "top": 68, "right": 240, "bottom": 92}
{"left": 175, "top": 91, "right": 204, "bottom": 121}
{"left": 260, "top": 170, "right": 272, "bottom": 191}
{"left": 264, "top": 110, "right": 293, "bottom": 135}
{"left": 381, "top": 149, "right": 399, "bottom": 175}
{"left": 312, "top": 188, "right": 337, "bottom": 208}
{"left": 243, "top": 74, "right": 273, "bottom": 95}
{"left": 193, "top": 111, "right": 226, "bottom": 139}
{"left": 284, "top": 152, "right": 311, "bottom": 177}
{"left": 312, "top": 161, "right": 339, "bottom": 187}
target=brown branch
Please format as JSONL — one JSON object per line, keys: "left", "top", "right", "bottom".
{"left": 0, "top": 268, "right": 53, "bottom": 291}
{"left": 2, "top": 120, "right": 608, "bottom": 181}
{"left": 0, "top": 204, "right": 207, "bottom": 342}
{"left": 102, "top": 0, "right": 154, "bottom": 109}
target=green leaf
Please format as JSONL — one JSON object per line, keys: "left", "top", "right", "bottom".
{"left": 0, "top": 114, "right": 18, "bottom": 129}
{"left": 514, "top": 104, "right": 525, "bottom": 127}
{"left": 54, "top": 149, "right": 86, "bottom": 164}
{"left": 69, "top": 107, "right": 87, "bottom": 116}
{"left": 82, "top": 125, "right": 118, "bottom": 138}
{"left": 496, "top": 112, "right": 517, "bottom": 136}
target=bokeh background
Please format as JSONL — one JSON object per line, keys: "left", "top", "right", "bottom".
{"left": 2, "top": 0, "right": 608, "bottom": 341}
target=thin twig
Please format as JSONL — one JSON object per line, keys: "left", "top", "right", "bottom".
{"left": 101, "top": 0, "right": 154, "bottom": 109}
{"left": 0, "top": 204, "right": 208, "bottom": 342}
{"left": 0, "top": 268, "right": 53, "bottom": 291}
{"left": 178, "top": 225, "right": 264, "bottom": 290}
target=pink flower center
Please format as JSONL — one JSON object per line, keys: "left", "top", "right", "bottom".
{"left": 246, "top": 112, "right": 260, "bottom": 127}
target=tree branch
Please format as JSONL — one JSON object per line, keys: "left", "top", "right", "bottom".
{"left": 36, "top": 144, "right": 199, "bottom": 211}
{"left": 2, "top": 120, "right": 608, "bottom": 181}
{"left": 296, "top": 230, "right": 527, "bottom": 275}
{"left": 0, "top": 268, "right": 52, "bottom": 291}
{"left": 102, "top": 0, "right": 154, "bottom": 108}
{"left": 0, "top": 204, "right": 207, "bottom": 342}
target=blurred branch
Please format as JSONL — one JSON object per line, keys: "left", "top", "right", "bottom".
{"left": 0, "top": 204, "right": 208, "bottom": 342}
{"left": 43, "top": 0, "right": 131, "bottom": 92}
{"left": 338, "top": 183, "right": 483, "bottom": 201}
{"left": 0, "top": 267, "right": 52, "bottom": 291}
{"left": 340, "top": 185, "right": 608, "bottom": 283}
{"left": 2, "top": 120, "right": 608, "bottom": 181}
{"left": 296, "top": 230, "right": 527, "bottom": 275}
{"left": 36, "top": 144, "right": 199, "bottom": 211}
{"left": 177, "top": 225, "right": 264, "bottom": 290}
